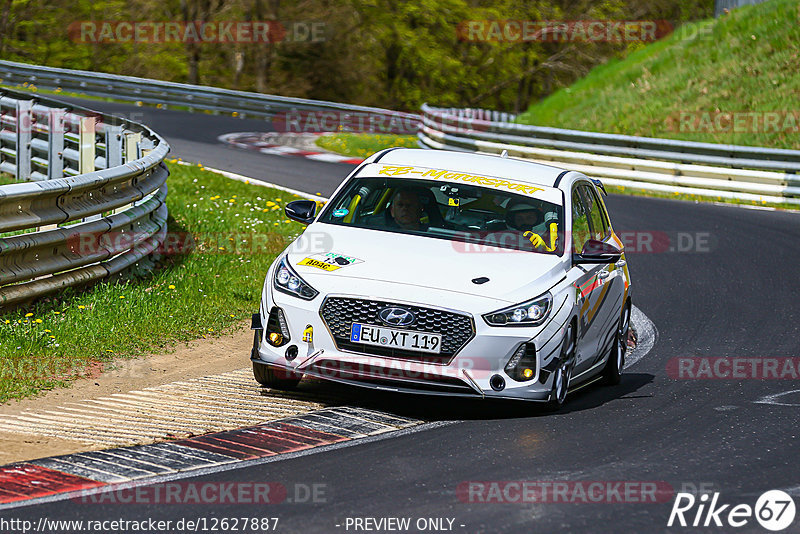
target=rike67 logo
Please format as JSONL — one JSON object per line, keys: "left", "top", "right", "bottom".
{"left": 668, "top": 490, "right": 796, "bottom": 531}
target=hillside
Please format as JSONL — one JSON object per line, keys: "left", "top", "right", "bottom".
{"left": 517, "top": 0, "right": 800, "bottom": 149}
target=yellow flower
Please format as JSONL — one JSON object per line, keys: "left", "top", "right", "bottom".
{"left": 4, "top": 320, "right": 9, "bottom": 324}
{"left": 25, "top": 313, "right": 33, "bottom": 318}
{"left": 50, "top": 336, "right": 56, "bottom": 339}
{"left": 168, "top": 285, "right": 176, "bottom": 290}
{"left": 35, "top": 319, "right": 42, "bottom": 324}
{"left": 45, "top": 329, "right": 51, "bottom": 333}
{"left": 119, "top": 296, "right": 125, "bottom": 299}
{"left": 78, "top": 305, "right": 85, "bottom": 310}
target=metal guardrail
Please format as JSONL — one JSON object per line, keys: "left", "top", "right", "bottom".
{"left": 0, "top": 87, "right": 169, "bottom": 309}
{"left": 0, "top": 60, "right": 420, "bottom": 126}
{"left": 419, "top": 104, "right": 800, "bottom": 206}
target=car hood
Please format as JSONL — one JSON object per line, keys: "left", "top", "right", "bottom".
{"left": 284, "top": 223, "right": 566, "bottom": 304}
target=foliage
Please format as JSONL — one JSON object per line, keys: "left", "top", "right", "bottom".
{"left": 517, "top": 0, "right": 800, "bottom": 149}
{"left": 0, "top": 0, "right": 712, "bottom": 112}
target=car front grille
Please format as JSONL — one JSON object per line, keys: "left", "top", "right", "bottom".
{"left": 319, "top": 296, "right": 475, "bottom": 364}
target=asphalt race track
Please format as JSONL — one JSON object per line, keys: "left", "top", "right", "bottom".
{"left": 3, "top": 99, "right": 800, "bottom": 533}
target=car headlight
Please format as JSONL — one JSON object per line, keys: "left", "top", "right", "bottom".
{"left": 483, "top": 292, "right": 552, "bottom": 327}
{"left": 273, "top": 256, "right": 318, "bottom": 300}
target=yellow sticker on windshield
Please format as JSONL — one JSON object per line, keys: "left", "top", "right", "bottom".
{"left": 377, "top": 165, "right": 544, "bottom": 195}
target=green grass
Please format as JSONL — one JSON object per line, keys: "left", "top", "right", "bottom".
{"left": 316, "top": 133, "right": 419, "bottom": 159}
{"left": 517, "top": 0, "right": 800, "bottom": 150}
{"left": 0, "top": 162, "right": 309, "bottom": 403}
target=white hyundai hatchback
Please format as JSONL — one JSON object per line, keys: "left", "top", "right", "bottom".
{"left": 251, "top": 148, "right": 631, "bottom": 409}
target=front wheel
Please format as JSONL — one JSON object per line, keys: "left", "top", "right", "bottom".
{"left": 252, "top": 361, "right": 302, "bottom": 390}
{"left": 251, "top": 330, "right": 302, "bottom": 389}
{"left": 603, "top": 304, "right": 630, "bottom": 386}
{"left": 545, "top": 322, "right": 575, "bottom": 412}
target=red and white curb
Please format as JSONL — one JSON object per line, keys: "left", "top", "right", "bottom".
{"left": 0, "top": 407, "right": 421, "bottom": 507}
{"left": 218, "top": 132, "right": 364, "bottom": 165}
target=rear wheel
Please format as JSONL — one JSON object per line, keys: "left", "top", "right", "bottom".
{"left": 603, "top": 303, "right": 630, "bottom": 385}
{"left": 545, "top": 322, "right": 575, "bottom": 412}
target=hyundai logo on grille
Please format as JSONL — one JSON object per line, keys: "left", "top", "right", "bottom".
{"left": 378, "top": 307, "right": 416, "bottom": 327}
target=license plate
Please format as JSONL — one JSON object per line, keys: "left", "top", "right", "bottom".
{"left": 350, "top": 323, "right": 442, "bottom": 354}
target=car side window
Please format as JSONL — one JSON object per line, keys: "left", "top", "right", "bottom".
{"left": 580, "top": 185, "right": 609, "bottom": 241}
{"left": 571, "top": 186, "right": 592, "bottom": 254}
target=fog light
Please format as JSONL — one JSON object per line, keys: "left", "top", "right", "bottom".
{"left": 265, "top": 307, "right": 290, "bottom": 347}
{"left": 522, "top": 368, "right": 534, "bottom": 379}
{"left": 285, "top": 345, "right": 298, "bottom": 361}
{"left": 505, "top": 343, "right": 537, "bottom": 382}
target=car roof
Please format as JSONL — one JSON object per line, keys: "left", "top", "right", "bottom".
{"left": 373, "top": 148, "right": 568, "bottom": 188}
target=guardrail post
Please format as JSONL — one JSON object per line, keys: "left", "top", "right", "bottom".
{"left": 16, "top": 99, "right": 32, "bottom": 180}
{"left": 105, "top": 124, "right": 123, "bottom": 168}
{"left": 78, "top": 116, "right": 96, "bottom": 174}
{"left": 124, "top": 131, "right": 141, "bottom": 163}
{"left": 48, "top": 109, "right": 65, "bottom": 180}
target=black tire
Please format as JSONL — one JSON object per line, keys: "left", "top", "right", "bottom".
{"left": 251, "top": 330, "right": 302, "bottom": 389}
{"left": 252, "top": 361, "right": 302, "bottom": 390}
{"left": 545, "top": 322, "right": 575, "bottom": 412}
{"left": 603, "top": 303, "right": 631, "bottom": 386}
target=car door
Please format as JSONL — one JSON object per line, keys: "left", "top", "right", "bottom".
{"left": 578, "top": 183, "right": 625, "bottom": 368}
{"left": 569, "top": 183, "right": 604, "bottom": 375}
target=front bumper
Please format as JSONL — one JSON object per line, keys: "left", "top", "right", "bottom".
{"left": 253, "top": 279, "right": 572, "bottom": 401}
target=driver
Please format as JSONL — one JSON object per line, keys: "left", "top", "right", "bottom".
{"left": 388, "top": 188, "right": 428, "bottom": 231}
{"left": 505, "top": 201, "right": 544, "bottom": 231}
{"left": 506, "top": 200, "right": 558, "bottom": 251}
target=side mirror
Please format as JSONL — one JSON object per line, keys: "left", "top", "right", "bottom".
{"left": 573, "top": 239, "right": 622, "bottom": 265}
{"left": 285, "top": 200, "right": 317, "bottom": 225}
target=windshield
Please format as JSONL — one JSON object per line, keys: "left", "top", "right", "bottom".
{"left": 318, "top": 176, "right": 564, "bottom": 255}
